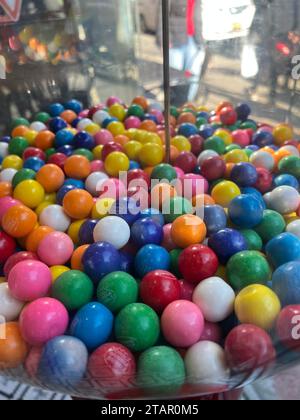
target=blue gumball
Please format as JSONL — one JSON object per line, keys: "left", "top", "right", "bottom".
{"left": 229, "top": 194, "right": 264, "bottom": 228}
{"left": 203, "top": 205, "right": 227, "bottom": 235}
{"left": 23, "top": 157, "right": 45, "bottom": 172}
{"left": 129, "top": 161, "right": 141, "bottom": 170}
{"left": 65, "top": 100, "right": 83, "bottom": 114}
{"left": 1, "top": 136, "right": 11, "bottom": 143}
{"left": 139, "top": 208, "right": 165, "bottom": 226}
{"left": 74, "top": 132, "right": 95, "bottom": 150}
{"left": 274, "top": 174, "right": 300, "bottom": 190}
{"left": 246, "top": 145, "right": 260, "bottom": 152}
{"left": 38, "top": 336, "right": 88, "bottom": 387}
{"left": 235, "top": 103, "right": 251, "bottom": 121}
{"left": 57, "top": 145, "right": 74, "bottom": 156}
{"left": 135, "top": 244, "right": 170, "bottom": 278}
{"left": 55, "top": 130, "right": 74, "bottom": 148}
{"left": 102, "top": 117, "right": 118, "bottom": 129}
{"left": 199, "top": 124, "right": 216, "bottom": 139}
{"left": 197, "top": 111, "right": 209, "bottom": 121}
{"left": 63, "top": 178, "right": 85, "bottom": 189}
{"left": 178, "top": 123, "right": 198, "bottom": 137}
{"left": 143, "top": 114, "right": 158, "bottom": 123}
{"left": 49, "top": 117, "right": 68, "bottom": 133}
{"left": 82, "top": 242, "right": 121, "bottom": 284}
{"left": 72, "top": 118, "right": 82, "bottom": 128}
{"left": 230, "top": 163, "right": 258, "bottom": 187}
{"left": 272, "top": 261, "right": 300, "bottom": 305}
{"left": 252, "top": 130, "right": 274, "bottom": 148}
{"left": 266, "top": 233, "right": 300, "bottom": 269}
{"left": 79, "top": 219, "right": 98, "bottom": 245}
{"left": 241, "top": 187, "right": 266, "bottom": 210}
{"left": 56, "top": 184, "right": 77, "bottom": 205}
{"left": 70, "top": 303, "right": 114, "bottom": 351}
{"left": 131, "top": 218, "right": 163, "bottom": 247}
{"left": 208, "top": 228, "right": 248, "bottom": 264}
{"left": 119, "top": 251, "right": 134, "bottom": 273}
{"left": 49, "top": 103, "right": 65, "bottom": 117}
{"left": 110, "top": 197, "right": 140, "bottom": 226}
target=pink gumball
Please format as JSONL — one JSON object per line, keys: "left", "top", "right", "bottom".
{"left": 4, "top": 251, "right": 39, "bottom": 277}
{"left": 91, "top": 160, "right": 104, "bottom": 172}
{"left": 19, "top": 298, "right": 69, "bottom": 346}
{"left": 174, "top": 167, "right": 185, "bottom": 179}
{"left": 199, "top": 322, "right": 222, "bottom": 344}
{"left": 232, "top": 130, "right": 250, "bottom": 147}
{"left": 94, "top": 129, "right": 114, "bottom": 146}
{"left": 162, "top": 224, "right": 177, "bottom": 251}
{"left": 8, "top": 260, "right": 52, "bottom": 302}
{"left": 79, "top": 109, "right": 90, "bottom": 118}
{"left": 37, "top": 232, "right": 74, "bottom": 266}
{"left": 161, "top": 300, "right": 204, "bottom": 348}
{"left": 179, "top": 279, "right": 195, "bottom": 301}
{"left": 99, "top": 178, "right": 126, "bottom": 199}
{"left": 180, "top": 174, "right": 208, "bottom": 199}
{"left": 107, "top": 96, "right": 122, "bottom": 107}
{"left": 0, "top": 197, "right": 20, "bottom": 223}
{"left": 125, "top": 117, "right": 141, "bottom": 130}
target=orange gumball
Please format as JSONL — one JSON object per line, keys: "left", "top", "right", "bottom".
{"left": 132, "top": 96, "right": 149, "bottom": 111}
{"left": 60, "top": 110, "right": 77, "bottom": 124}
{"left": 151, "top": 183, "right": 177, "bottom": 210}
{"left": 140, "top": 120, "right": 158, "bottom": 133}
{"left": 71, "top": 244, "right": 89, "bottom": 271}
{"left": 0, "top": 182, "right": 13, "bottom": 198}
{"left": 12, "top": 125, "right": 29, "bottom": 138}
{"left": 171, "top": 214, "right": 207, "bottom": 248}
{"left": 178, "top": 112, "right": 196, "bottom": 125}
{"left": 35, "top": 130, "right": 55, "bottom": 150}
{"left": 0, "top": 323, "right": 28, "bottom": 369}
{"left": 36, "top": 164, "right": 65, "bottom": 193}
{"left": 63, "top": 189, "right": 94, "bottom": 219}
{"left": 274, "top": 149, "right": 292, "bottom": 166}
{"left": 114, "top": 135, "right": 129, "bottom": 147}
{"left": 64, "top": 155, "right": 91, "bottom": 180}
{"left": 192, "top": 194, "right": 215, "bottom": 207}
{"left": 2, "top": 205, "right": 37, "bottom": 238}
{"left": 25, "top": 225, "right": 54, "bottom": 253}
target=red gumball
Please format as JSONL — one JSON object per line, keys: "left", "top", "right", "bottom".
{"left": 140, "top": 270, "right": 181, "bottom": 313}
{"left": 102, "top": 142, "right": 124, "bottom": 161}
{"left": 225, "top": 324, "right": 276, "bottom": 373}
{"left": 189, "top": 135, "right": 204, "bottom": 156}
{"left": 127, "top": 169, "right": 150, "bottom": 189}
{"left": 88, "top": 105, "right": 104, "bottom": 119}
{"left": 0, "top": 231, "right": 16, "bottom": 265}
{"left": 220, "top": 107, "right": 238, "bottom": 126}
{"left": 4, "top": 251, "right": 39, "bottom": 278}
{"left": 179, "top": 244, "right": 219, "bottom": 284}
{"left": 23, "top": 147, "right": 46, "bottom": 162}
{"left": 254, "top": 167, "right": 273, "bottom": 193}
{"left": 276, "top": 306, "right": 300, "bottom": 352}
{"left": 88, "top": 343, "right": 136, "bottom": 392}
{"left": 199, "top": 321, "right": 222, "bottom": 344}
{"left": 48, "top": 153, "right": 67, "bottom": 170}
{"left": 201, "top": 156, "right": 226, "bottom": 181}
{"left": 174, "top": 152, "right": 197, "bottom": 174}
{"left": 179, "top": 279, "right": 195, "bottom": 301}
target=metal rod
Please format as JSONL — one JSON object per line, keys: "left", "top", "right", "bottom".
{"left": 162, "top": 0, "right": 171, "bottom": 164}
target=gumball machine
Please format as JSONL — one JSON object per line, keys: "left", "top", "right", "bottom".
{"left": 1, "top": 0, "right": 300, "bottom": 403}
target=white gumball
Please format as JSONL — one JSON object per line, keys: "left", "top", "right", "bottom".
{"left": 287, "top": 220, "right": 300, "bottom": 239}
{"left": 0, "top": 142, "right": 9, "bottom": 159}
{"left": 193, "top": 277, "right": 235, "bottom": 323}
{"left": 0, "top": 283, "right": 24, "bottom": 322}
{"left": 185, "top": 341, "right": 229, "bottom": 385}
{"left": 93, "top": 216, "right": 130, "bottom": 250}
{"left": 93, "top": 111, "right": 110, "bottom": 125}
{"left": 268, "top": 186, "right": 300, "bottom": 215}
{"left": 263, "top": 192, "right": 274, "bottom": 208}
{"left": 250, "top": 151, "right": 275, "bottom": 171}
{"left": 77, "top": 119, "right": 93, "bottom": 131}
{"left": 85, "top": 172, "right": 109, "bottom": 197}
{"left": 30, "top": 121, "right": 47, "bottom": 132}
{"left": 198, "top": 150, "right": 219, "bottom": 166}
{"left": 0, "top": 168, "right": 17, "bottom": 183}
{"left": 39, "top": 205, "right": 71, "bottom": 232}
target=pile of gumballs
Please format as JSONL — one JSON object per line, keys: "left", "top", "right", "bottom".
{"left": 1, "top": 96, "right": 300, "bottom": 399}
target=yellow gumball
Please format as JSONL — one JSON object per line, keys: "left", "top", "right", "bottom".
{"left": 225, "top": 149, "right": 249, "bottom": 164}
{"left": 92, "top": 198, "right": 115, "bottom": 219}
{"left": 214, "top": 129, "right": 233, "bottom": 146}
{"left": 44, "top": 192, "right": 56, "bottom": 204}
{"left": 50, "top": 266, "right": 70, "bottom": 283}
{"left": 211, "top": 181, "right": 241, "bottom": 208}
{"left": 171, "top": 135, "right": 192, "bottom": 153}
{"left": 273, "top": 124, "right": 294, "bottom": 145}
{"left": 284, "top": 213, "right": 299, "bottom": 225}
{"left": 24, "top": 130, "right": 38, "bottom": 146}
{"left": 13, "top": 180, "right": 45, "bottom": 209}
{"left": 93, "top": 145, "right": 104, "bottom": 160}
{"left": 107, "top": 121, "right": 126, "bottom": 137}
{"left": 144, "top": 133, "right": 162, "bottom": 146}
{"left": 68, "top": 219, "right": 86, "bottom": 245}
{"left": 197, "top": 106, "right": 209, "bottom": 112}
{"left": 139, "top": 143, "right": 164, "bottom": 167}
{"left": 126, "top": 129, "right": 139, "bottom": 140}
{"left": 85, "top": 124, "right": 101, "bottom": 136}
{"left": 104, "top": 152, "right": 130, "bottom": 177}
{"left": 124, "top": 141, "right": 142, "bottom": 160}
{"left": 235, "top": 284, "right": 281, "bottom": 330}
{"left": 35, "top": 201, "right": 52, "bottom": 217}
{"left": 2, "top": 155, "right": 23, "bottom": 170}
{"left": 133, "top": 130, "right": 148, "bottom": 143}
{"left": 109, "top": 104, "right": 126, "bottom": 121}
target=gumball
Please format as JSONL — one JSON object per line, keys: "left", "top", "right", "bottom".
{"left": 225, "top": 325, "right": 276, "bottom": 373}
{"left": 185, "top": 341, "right": 229, "bottom": 386}
{"left": 203, "top": 205, "right": 227, "bottom": 235}
{"left": 93, "top": 216, "right": 130, "bottom": 249}
{"left": 235, "top": 285, "right": 281, "bottom": 330}
{"left": 48, "top": 153, "right": 67, "bottom": 169}
{"left": 13, "top": 179, "right": 45, "bottom": 209}
{"left": 37, "top": 231, "right": 74, "bottom": 266}
{"left": 274, "top": 174, "right": 299, "bottom": 190}
{"left": 0, "top": 322, "right": 28, "bottom": 369}
{"left": 273, "top": 124, "right": 293, "bottom": 145}
{"left": 56, "top": 184, "right": 77, "bottom": 205}
{"left": 71, "top": 244, "right": 89, "bottom": 271}
{"left": 266, "top": 233, "right": 300, "bottom": 268}
{"left": 198, "top": 124, "right": 215, "bottom": 139}
{"left": 161, "top": 300, "right": 204, "bottom": 348}
{"left": 78, "top": 219, "right": 97, "bottom": 245}
{"left": 102, "top": 142, "right": 124, "bottom": 161}
{"left": 204, "top": 136, "right": 226, "bottom": 155}
{"left": 35, "top": 131, "right": 55, "bottom": 150}
{"left": 23, "top": 147, "right": 46, "bottom": 161}
{"left": 39, "top": 205, "right": 71, "bottom": 232}
{"left": 8, "top": 260, "right": 52, "bottom": 302}
{"left": 208, "top": 229, "right": 248, "bottom": 264}
{"left": 179, "top": 245, "right": 219, "bottom": 284}
{"left": 220, "top": 107, "right": 237, "bottom": 125}
{"left": 276, "top": 306, "right": 300, "bottom": 351}
{"left": 151, "top": 164, "right": 177, "bottom": 183}
{"left": 127, "top": 168, "right": 150, "bottom": 188}
{"left": 2, "top": 205, "right": 37, "bottom": 238}
{"left": 228, "top": 194, "right": 264, "bottom": 228}
{"left": 0, "top": 283, "right": 24, "bottom": 322}
{"left": 131, "top": 218, "right": 163, "bottom": 247}
{"left": 199, "top": 322, "right": 222, "bottom": 344}
{"left": 201, "top": 156, "right": 226, "bottom": 181}
{"left": 272, "top": 262, "right": 300, "bottom": 306}
{"left": 139, "top": 143, "right": 164, "bottom": 167}
{"left": 135, "top": 245, "right": 170, "bottom": 278}
{"left": 49, "top": 103, "right": 65, "bottom": 117}
{"left": 3, "top": 251, "right": 39, "bottom": 277}
{"left": 0, "top": 168, "right": 17, "bottom": 183}
{"left": 9, "top": 137, "right": 29, "bottom": 157}
{"left": 255, "top": 210, "right": 285, "bottom": 243}
{"left": 88, "top": 343, "right": 136, "bottom": 392}
{"left": 94, "top": 129, "right": 114, "bottom": 146}
{"left": 52, "top": 270, "right": 94, "bottom": 311}
{"left": 91, "top": 160, "right": 104, "bottom": 173}
{"left": 161, "top": 224, "right": 176, "bottom": 251}
{"left": 189, "top": 135, "right": 204, "bottom": 156}
{"left": 171, "top": 215, "right": 207, "bottom": 249}
{"left": 193, "top": 277, "right": 235, "bottom": 322}
{"left": 268, "top": 186, "right": 300, "bottom": 215}
{"left": 83, "top": 242, "right": 121, "bottom": 284}
{"left": 287, "top": 220, "right": 300, "bottom": 239}
{"left": 230, "top": 163, "right": 258, "bottom": 187}
{"left": 104, "top": 151, "right": 130, "bottom": 177}
{"left": 109, "top": 197, "right": 140, "bottom": 226}
{"left": 241, "top": 229, "right": 263, "bottom": 251}
{"left": 97, "top": 271, "right": 138, "bottom": 313}
{"left": 232, "top": 130, "right": 250, "bottom": 147}
{"left": 137, "top": 346, "right": 185, "bottom": 393}
{"left": 85, "top": 172, "right": 109, "bottom": 196}
{"left": 49, "top": 117, "right": 68, "bottom": 133}
{"left": 63, "top": 189, "right": 94, "bottom": 220}
{"left": 64, "top": 155, "right": 91, "bottom": 179}
{"left": 2, "top": 155, "right": 23, "bottom": 170}
{"left": 36, "top": 164, "right": 65, "bottom": 193}
{"left": 139, "top": 208, "right": 165, "bottom": 226}
{"left": 12, "top": 168, "right": 35, "bottom": 188}
{"left": 235, "top": 103, "right": 251, "bottom": 121}
{"left": 115, "top": 303, "right": 159, "bottom": 352}
{"left": 92, "top": 198, "right": 115, "bottom": 219}
{"left": 19, "top": 298, "right": 69, "bottom": 346}
{"left": 0, "top": 231, "right": 16, "bottom": 264}
{"left": 174, "top": 152, "right": 197, "bottom": 174}
{"left": 38, "top": 336, "right": 88, "bottom": 387}
{"left": 140, "top": 270, "right": 181, "bottom": 314}
{"left": 0, "top": 182, "right": 12, "bottom": 198}
{"left": 211, "top": 181, "right": 241, "bottom": 208}
{"left": 227, "top": 251, "right": 271, "bottom": 290}
{"left": 163, "top": 197, "right": 193, "bottom": 224}
{"left": 50, "top": 266, "right": 70, "bottom": 283}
